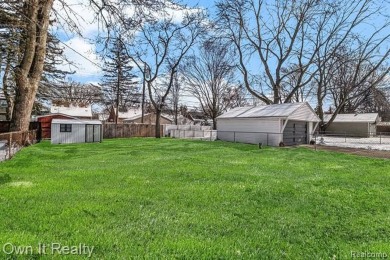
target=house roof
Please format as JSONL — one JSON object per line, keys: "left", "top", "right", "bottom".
{"left": 217, "top": 102, "right": 320, "bottom": 121}
{"left": 50, "top": 105, "right": 92, "bottom": 118}
{"left": 323, "top": 113, "right": 379, "bottom": 123}
{"left": 123, "top": 113, "right": 173, "bottom": 122}
{"left": 52, "top": 119, "right": 102, "bottom": 125}
{"left": 116, "top": 108, "right": 142, "bottom": 119}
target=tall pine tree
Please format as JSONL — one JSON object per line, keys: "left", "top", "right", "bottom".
{"left": 100, "top": 35, "right": 139, "bottom": 125}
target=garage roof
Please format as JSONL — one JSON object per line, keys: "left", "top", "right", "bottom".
{"left": 323, "top": 113, "right": 379, "bottom": 123}
{"left": 218, "top": 102, "right": 320, "bottom": 122}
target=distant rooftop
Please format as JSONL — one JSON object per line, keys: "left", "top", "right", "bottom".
{"left": 117, "top": 107, "right": 142, "bottom": 119}
{"left": 50, "top": 105, "right": 92, "bottom": 118}
{"left": 323, "top": 113, "right": 379, "bottom": 123}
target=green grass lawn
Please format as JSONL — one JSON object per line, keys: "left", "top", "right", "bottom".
{"left": 0, "top": 138, "right": 389, "bottom": 259}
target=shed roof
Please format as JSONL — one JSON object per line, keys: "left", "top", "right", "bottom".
{"left": 52, "top": 119, "right": 102, "bottom": 125}
{"left": 323, "top": 113, "right": 379, "bottom": 123}
{"left": 36, "top": 113, "right": 80, "bottom": 121}
{"left": 218, "top": 102, "right": 320, "bottom": 121}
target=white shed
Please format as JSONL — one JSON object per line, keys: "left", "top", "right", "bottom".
{"left": 323, "top": 113, "right": 380, "bottom": 137}
{"left": 217, "top": 102, "right": 320, "bottom": 146}
{"left": 51, "top": 119, "right": 102, "bottom": 144}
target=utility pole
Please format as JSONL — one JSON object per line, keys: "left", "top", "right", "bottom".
{"left": 141, "top": 63, "right": 149, "bottom": 124}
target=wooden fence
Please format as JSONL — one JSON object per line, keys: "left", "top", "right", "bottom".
{"left": 103, "top": 123, "right": 163, "bottom": 138}
{"left": 377, "top": 124, "right": 390, "bottom": 134}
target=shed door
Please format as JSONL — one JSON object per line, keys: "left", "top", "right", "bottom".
{"left": 85, "top": 125, "right": 94, "bottom": 142}
{"left": 86, "top": 125, "right": 101, "bottom": 142}
{"left": 93, "top": 125, "right": 101, "bottom": 142}
{"left": 283, "top": 121, "right": 307, "bottom": 145}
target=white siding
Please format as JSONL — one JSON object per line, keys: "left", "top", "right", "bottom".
{"left": 369, "top": 123, "right": 376, "bottom": 136}
{"left": 308, "top": 122, "right": 314, "bottom": 141}
{"left": 217, "top": 118, "right": 282, "bottom": 146}
{"left": 288, "top": 104, "right": 319, "bottom": 122}
{"left": 51, "top": 124, "right": 86, "bottom": 144}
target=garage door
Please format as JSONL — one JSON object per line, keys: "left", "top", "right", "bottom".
{"left": 283, "top": 121, "right": 307, "bottom": 145}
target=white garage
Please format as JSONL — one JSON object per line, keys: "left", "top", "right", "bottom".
{"left": 51, "top": 119, "right": 102, "bottom": 144}
{"left": 323, "top": 113, "right": 380, "bottom": 137}
{"left": 217, "top": 102, "right": 320, "bottom": 146}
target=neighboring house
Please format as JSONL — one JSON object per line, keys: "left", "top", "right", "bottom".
{"left": 217, "top": 102, "right": 320, "bottom": 146}
{"left": 0, "top": 94, "right": 8, "bottom": 121}
{"left": 123, "top": 113, "right": 173, "bottom": 125}
{"left": 51, "top": 119, "right": 102, "bottom": 144}
{"left": 173, "top": 115, "right": 194, "bottom": 125}
{"left": 323, "top": 113, "right": 380, "bottom": 137}
{"left": 187, "top": 110, "right": 206, "bottom": 125}
{"left": 50, "top": 105, "right": 93, "bottom": 120}
{"left": 107, "top": 107, "right": 142, "bottom": 123}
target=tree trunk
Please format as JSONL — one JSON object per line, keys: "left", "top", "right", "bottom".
{"left": 10, "top": 0, "right": 54, "bottom": 132}
{"left": 10, "top": 76, "right": 39, "bottom": 131}
{"left": 273, "top": 84, "right": 281, "bottom": 104}
{"left": 2, "top": 58, "right": 13, "bottom": 121}
{"left": 155, "top": 109, "right": 161, "bottom": 138}
{"left": 212, "top": 117, "right": 217, "bottom": 130}
{"left": 174, "top": 102, "right": 178, "bottom": 125}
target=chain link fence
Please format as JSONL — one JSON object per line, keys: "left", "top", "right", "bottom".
{"left": 216, "top": 131, "right": 311, "bottom": 146}
{"left": 312, "top": 131, "right": 390, "bottom": 150}
{"left": 0, "top": 130, "right": 39, "bottom": 161}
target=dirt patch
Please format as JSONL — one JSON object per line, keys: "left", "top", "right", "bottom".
{"left": 303, "top": 145, "right": 390, "bottom": 159}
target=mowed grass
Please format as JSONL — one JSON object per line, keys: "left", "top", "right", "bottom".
{"left": 0, "top": 138, "right": 389, "bottom": 259}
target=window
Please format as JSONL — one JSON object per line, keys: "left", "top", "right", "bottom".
{"left": 60, "top": 124, "right": 72, "bottom": 132}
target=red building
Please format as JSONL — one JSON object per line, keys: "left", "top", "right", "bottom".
{"left": 37, "top": 114, "right": 79, "bottom": 139}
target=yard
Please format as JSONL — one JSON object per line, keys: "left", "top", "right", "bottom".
{"left": 0, "top": 138, "right": 389, "bottom": 258}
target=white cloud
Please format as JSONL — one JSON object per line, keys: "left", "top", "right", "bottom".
{"left": 58, "top": 37, "right": 102, "bottom": 77}
{"left": 53, "top": 0, "right": 101, "bottom": 37}
{"left": 51, "top": 1, "right": 204, "bottom": 82}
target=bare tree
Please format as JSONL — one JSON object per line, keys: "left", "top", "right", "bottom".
{"left": 323, "top": 43, "right": 390, "bottom": 129}
{"left": 1, "top": 0, "right": 176, "bottom": 131}
{"left": 181, "top": 39, "right": 241, "bottom": 129}
{"left": 216, "top": 0, "right": 390, "bottom": 112}
{"left": 216, "top": 0, "right": 323, "bottom": 104}
{"left": 168, "top": 71, "right": 181, "bottom": 125}
{"left": 127, "top": 11, "right": 206, "bottom": 137}
{"left": 51, "top": 80, "right": 102, "bottom": 105}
